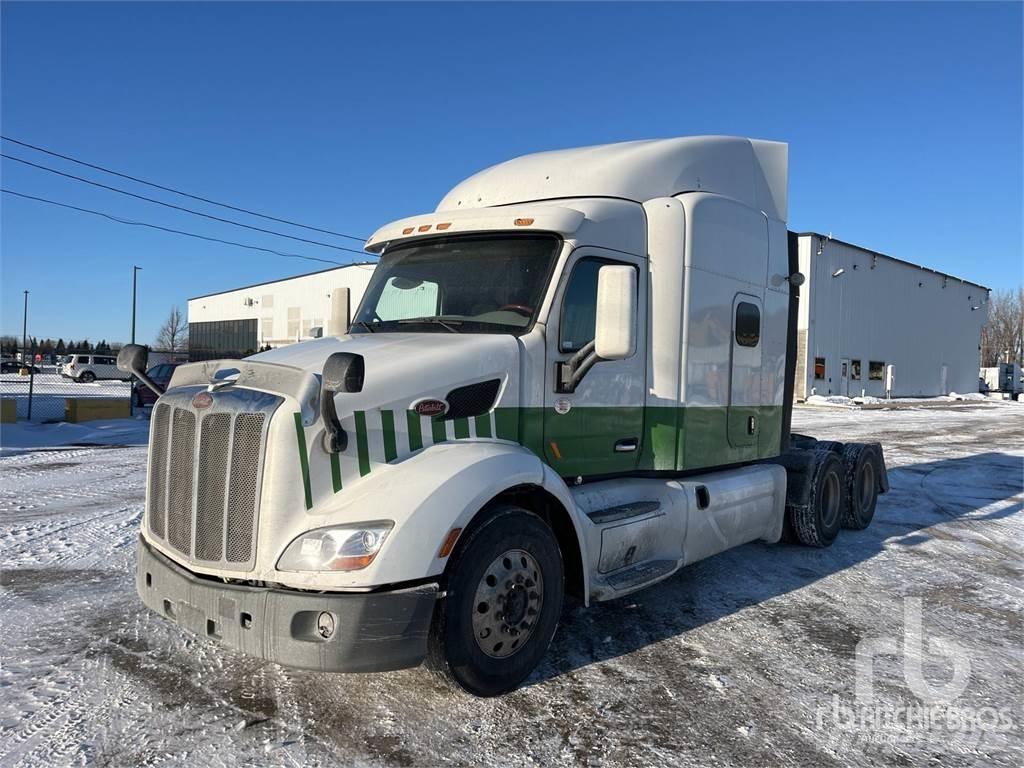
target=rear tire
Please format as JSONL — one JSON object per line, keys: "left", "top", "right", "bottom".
{"left": 841, "top": 443, "right": 880, "bottom": 529}
{"left": 426, "top": 506, "right": 563, "bottom": 697}
{"left": 78, "top": 371, "right": 96, "bottom": 383}
{"left": 791, "top": 450, "right": 845, "bottom": 547}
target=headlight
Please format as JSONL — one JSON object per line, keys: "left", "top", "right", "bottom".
{"left": 277, "top": 522, "right": 394, "bottom": 572}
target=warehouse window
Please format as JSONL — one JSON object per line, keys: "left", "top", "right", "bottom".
{"left": 869, "top": 361, "right": 885, "bottom": 380}
{"left": 851, "top": 359, "right": 861, "bottom": 380}
{"left": 734, "top": 302, "right": 760, "bottom": 347}
{"left": 814, "top": 357, "right": 826, "bottom": 380}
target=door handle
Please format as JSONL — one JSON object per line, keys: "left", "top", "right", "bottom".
{"left": 614, "top": 438, "right": 638, "bottom": 453}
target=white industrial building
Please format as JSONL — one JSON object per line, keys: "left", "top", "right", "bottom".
{"left": 186, "top": 263, "right": 374, "bottom": 360}
{"left": 187, "top": 235, "right": 989, "bottom": 399}
{"left": 795, "top": 233, "right": 989, "bottom": 399}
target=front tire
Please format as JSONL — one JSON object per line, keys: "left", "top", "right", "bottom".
{"left": 78, "top": 371, "right": 96, "bottom": 383}
{"left": 426, "top": 506, "right": 563, "bottom": 697}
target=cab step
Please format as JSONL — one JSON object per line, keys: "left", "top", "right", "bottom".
{"left": 606, "top": 559, "right": 677, "bottom": 592}
{"left": 586, "top": 500, "right": 662, "bottom": 525}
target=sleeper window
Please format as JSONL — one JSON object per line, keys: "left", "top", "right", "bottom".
{"left": 734, "top": 302, "right": 760, "bottom": 347}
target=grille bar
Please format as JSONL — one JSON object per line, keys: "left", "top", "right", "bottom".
{"left": 145, "top": 388, "right": 279, "bottom": 572}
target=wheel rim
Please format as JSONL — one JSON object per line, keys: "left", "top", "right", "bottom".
{"left": 471, "top": 549, "right": 544, "bottom": 659}
{"left": 821, "top": 471, "right": 840, "bottom": 529}
{"left": 857, "top": 461, "right": 875, "bottom": 514}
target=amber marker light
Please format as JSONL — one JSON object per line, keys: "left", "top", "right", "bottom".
{"left": 402, "top": 227, "right": 415, "bottom": 235}
{"left": 418, "top": 224, "right": 432, "bottom": 232}
{"left": 514, "top": 218, "right": 535, "bottom": 226}
{"left": 438, "top": 527, "right": 463, "bottom": 558}
{"left": 436, "top": 222, "right": 452, "bottom": 231}
{"left": 549, "top": 441, "right": 563, "bottom": 460}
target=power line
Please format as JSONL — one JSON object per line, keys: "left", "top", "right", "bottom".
{"left": 1, "top": 135, "right": 366, "bottom": 242}
{"left": 2, "top": 152, "right": 370, "bottom": 257}
{"left": 2, "top": 188, "right": 349, "bottom": 266}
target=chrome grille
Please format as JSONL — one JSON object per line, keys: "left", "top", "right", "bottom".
{"left": 147, "top": 403, "right": 171, "bottom": 538}
{"left": 195, "top": 413, "right": 231, "bottom": 561}
{"left": 166, "top": 409, "right": 196, "bottom": 555}
{"left": 226, "top": 414, "right": 264, "bottom": 562}
{"left": 146, "top": 387, "right": 280, "bottom": 572}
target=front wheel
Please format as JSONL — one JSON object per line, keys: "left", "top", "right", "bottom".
{"left": 426, "top": 506, "right": 563, "bottom": 697}
{"left": 78, "top": 371, "right": 96, "bottom": 383}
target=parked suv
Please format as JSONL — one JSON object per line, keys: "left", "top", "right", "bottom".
{"left": 132, "top": 363, "right": 180, "bottom": 407}
{"left": 62, "top": 354, "right": 128, "bottom": 383}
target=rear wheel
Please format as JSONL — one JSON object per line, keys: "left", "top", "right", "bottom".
{"left": 78, "top": 371, "right": 96, "bottom": 383}
{"left": 426, "top": 506, "right": 563, "bottom": 697}
{"left": 841, "top": 444, "right": 880, "bottom": 529}
{"left": 791, "top": 450, "right": 845, "bottom": 547}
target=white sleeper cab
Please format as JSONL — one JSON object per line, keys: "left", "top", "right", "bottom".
{"left": 121, "top": 136, "right": 889, "bottom": 696}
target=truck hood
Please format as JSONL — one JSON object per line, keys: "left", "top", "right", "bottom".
{"left": 249, "top": 332, "right": 521, "bottom": 411}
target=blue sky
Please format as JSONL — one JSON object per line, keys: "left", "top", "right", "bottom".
{"left": 2, "top": 1, "right": 1021, "bottom": 344}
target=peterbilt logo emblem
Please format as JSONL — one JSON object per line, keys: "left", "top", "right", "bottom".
{"left": 191, "top": 392, "right": 214, "bottom": 409}
{"left": 412, "top": 398, "right": 448, "bottom": 417}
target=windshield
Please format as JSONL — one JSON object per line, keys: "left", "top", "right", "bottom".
{"left": 352, "top": 234, "right": 560, "bottom": 334}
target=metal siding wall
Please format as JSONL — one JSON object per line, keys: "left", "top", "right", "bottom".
{"left": 800, "top": 236, "right": 986, "bottom": 397}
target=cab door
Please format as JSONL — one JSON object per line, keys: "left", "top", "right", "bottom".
{"left": 727, "top": 294, "right": 762, "bottom": 451}
{"left": 543, "top": 250, "right": 646, "bottom": 478}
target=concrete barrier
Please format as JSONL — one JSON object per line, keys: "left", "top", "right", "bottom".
{"left": 1, "top": 398, "right": 15, "bottom": 423}
{"left": 65, "top": 398, "right": 130, "bottom": 423}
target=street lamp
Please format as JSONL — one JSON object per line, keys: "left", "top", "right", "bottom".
{"left": 131, "top": 266, "right": 142, "bottom": 344}
{"left": 21, "top": 290, "right": 28, "bottom": 369}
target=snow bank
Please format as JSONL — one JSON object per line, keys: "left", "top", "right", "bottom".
{"left": 0, "top": 417, "right": 149, "bottom": 456}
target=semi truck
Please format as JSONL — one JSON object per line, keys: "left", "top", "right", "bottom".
{"left": 120, "top": 136, "right": 888, "bottom": 696}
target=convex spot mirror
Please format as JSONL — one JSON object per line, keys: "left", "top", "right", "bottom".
{"left": 594, "top": 265, "right": 637, "bottom": 361}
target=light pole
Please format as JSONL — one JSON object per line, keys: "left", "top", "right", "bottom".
{"left": 131, "top": 265, "right": 142, "bottom": 344}
{"left": 21, "top": 290, "right": 29, "bottom": 367}
{"left": 831, "top": 268, "right": 845, "bottom": 395}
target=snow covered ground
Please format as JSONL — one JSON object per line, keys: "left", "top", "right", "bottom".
{"left": 0, "top": 403, "right": 1021, "bottom": 767}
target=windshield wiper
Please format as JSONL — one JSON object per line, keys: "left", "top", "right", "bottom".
{"left": 396, "top": 316, "right": 462, "bottom": 333}
{"left": 351, "top": 320, "right": 377, "bottom": 333}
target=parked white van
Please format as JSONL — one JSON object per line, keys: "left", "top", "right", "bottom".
{"left": 62, "top": 354, "right": 128, "bottom": 383}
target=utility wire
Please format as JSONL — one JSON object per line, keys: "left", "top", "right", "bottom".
{"left": 1, "top": 135, "right": 366, "bottom": 242}
{"left": 2, "top": 153, "right": 370, "bottom": 257}
{"left": 2, "top": 188, "right": 349, "bottom": 266}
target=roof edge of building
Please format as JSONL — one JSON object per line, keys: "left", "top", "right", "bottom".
{"left": 187, "top": 261, "right": 377, "bottom": 302}
{"left": 794, "top": 232, "right": 990, "bottom": 292}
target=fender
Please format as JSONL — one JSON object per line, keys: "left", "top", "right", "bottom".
{"left": 266, "top": 439, "right": 592, "bottom": 593}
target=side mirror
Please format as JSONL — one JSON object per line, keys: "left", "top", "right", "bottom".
{"left": 321, "top": 352, "right": 365, "bottom": 454}
{"left": 117, "top": 344, "right": 148, "bottom": 375}
{"left": 118, "top": 343, "right": 165, "bottom": 397}
{"left": 594, "top": 265, "right": 637, "bottom": 361}
{"left": 323, "top": 352, "right": 364, "bottom": 394}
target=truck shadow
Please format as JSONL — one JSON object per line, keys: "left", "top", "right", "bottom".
{"left": 531, "top": 451, "right": 1023, "bottom": 685}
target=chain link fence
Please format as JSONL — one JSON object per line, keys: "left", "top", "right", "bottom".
{"left": 1, "top": 360, "right": 134, "bottom": 423}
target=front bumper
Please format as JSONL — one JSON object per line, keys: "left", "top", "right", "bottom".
{"left": 136, "top": 537, "right": 438, "bottom": 673}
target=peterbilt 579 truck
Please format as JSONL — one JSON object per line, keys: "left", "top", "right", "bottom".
{"left": 120, "top": 136, "right": 888, "bottom": 696}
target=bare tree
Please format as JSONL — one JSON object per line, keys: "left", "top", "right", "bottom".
{"left": 156, "top": 306, "right": 189, "bottom": 352}
{"left": 980, "top": 287, "right": 1023, "bottom": 366}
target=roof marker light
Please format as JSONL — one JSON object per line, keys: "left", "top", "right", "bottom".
{"left": 402, "top": 227, "right": 414, "bottom": 235}
{"left": 418, "top": 224, "right": 432, "bottom": 232}
{"left": 514, "top": 218, "right": 535, "bottom": 226}
{"left": 436, "top": 222, "right": 451, "bottom": 231}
